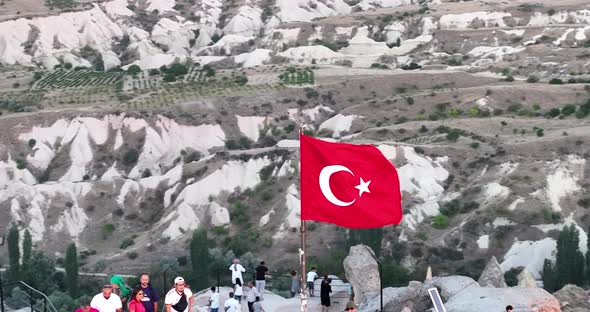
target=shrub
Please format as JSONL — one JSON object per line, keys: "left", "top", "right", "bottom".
{"left": 507, "top": 103, "right": 523, "bottom": 113}
{"left": 102, "top": 224, "right": 115, "bottom": 239}
{"left": 470, "top": 142, "right": 480, "bottom": 149}
{"left": 536, "top": 128, "right": 545, "bottom": 137}
{"left": 127, "top": 252, "right": 138, "bottom": 260}
{"left": 148, "top": 69, "right": 160, "bottom": 76}
{"left": 15, "top": 159, "right": 26, "bottom": 170}
{"left": 504, "top": 75, "right": 515, "bottom": 82}
{"left": 163, "top": 73, "right": 176, "bottom": 82}
{"left": 28, "top": 139, "right": 36, "bottom": 148}
{"left": 239, "top": 136, "right": 252, "bottom": 149}
{"left": 578, "top": 196, "right": 590, "bottom": 208}
{"left": 504, "top": 267, "right": 524, "bottom": 286}
{"left": 305, "top": 88, "right": 319, "bottom": 99}
{"left": 122, "top": 149, "right": 139, "bottom": 166}
{"left": 561, "top": 104, "right": 576, "bottom": 116}
{"left": 546, "top": 108, "right": 561, "bottom": 118}
{"left": 405, "top": 97, "right": 414, "bottom": 105}
{"left": 419, "top": 125, "right": 428, "bottom": 133}
{"left": 549, "top": 78, "right": 563, "bottom": 85}
{"left": 120, "top": 238, "right": 135, "bottom": 249}
{"left": 446, "top": 129, "right": 462, "bottom": 142}
{"left": 433, "top": 215, "right": 449, "bottom": 229}
{"left": 527, "top": 75, "right": 540, "bottom": 83}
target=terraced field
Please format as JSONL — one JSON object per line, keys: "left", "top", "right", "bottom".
{"left": 123, "top": 82, "right": 283, "bottom": 109}
{"left": 34, "top": 69, "right": 123, "bottom": 90}
{"left": 280, "top": 68, "right": 315, "bottom": 86}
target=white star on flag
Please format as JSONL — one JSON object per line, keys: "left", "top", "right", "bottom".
{"left": 354, "top": 177, "right": 371, "bottom": 197}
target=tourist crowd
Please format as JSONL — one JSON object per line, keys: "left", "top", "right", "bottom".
{"left": 74, "top": 258, "right": 357, "bottom": 312}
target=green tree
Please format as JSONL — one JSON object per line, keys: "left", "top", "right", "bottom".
{"left": 7, "top": 224, "right": 20, "bottom": 281}
{"left": 348, "top": 228, "right": 384, "bottom": 257}
{"left": 542, "top": 259, "right": 556, "bottom": 292}
{"left": 22, "top": 229, "right": 32, "bottom": 274}
{"left": 168, "top": 63, "right": 189, "bottom": 76}
{"left": 64, "top": 243, "right": 79, "bottom": 297}
{"left": 554, "top": 225, "right": 585, "bottom": 289}
{"left": 23, "top": 251, "right": 56, "bottom": 294}
{"left": 127, "top": 64, "right": 141, "bottom": 76}
{"left": 432, "top": 215, "right": 449, "bottom": 229}
{"left": 190, "top": 229, "right": 209, "bottom": 291}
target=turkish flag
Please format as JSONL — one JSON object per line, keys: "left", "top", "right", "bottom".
{"left": 300, "top": 134, "right": 402, "bottom": 228}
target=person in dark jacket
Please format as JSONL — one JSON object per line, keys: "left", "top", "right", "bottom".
{"left": 138, "top": 273, "right": 159, "bottom": 312}
{"left": 320, "top": 276, "right": 332, "bottom": 312}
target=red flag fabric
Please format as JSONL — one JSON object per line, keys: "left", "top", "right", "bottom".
{"left": 300, "top": 134, "right": 402, "bottom": 228}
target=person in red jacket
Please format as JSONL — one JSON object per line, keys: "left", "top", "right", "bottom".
{"left": 128, "top": 287, "right": 146, "bottom": 312}
{"left": 75, "top": 298, "right": 99, "bottom": 312}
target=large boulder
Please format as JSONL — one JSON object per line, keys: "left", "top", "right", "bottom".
{"left": 554, "top": 284, "right": 590, "bottom": 312}
{"left": 359, "top": 275, "right": 560, "bottom": 312}
{"left": 358, "top": 281, "right": 422, "bottom": 312}
{"left": 517, "top": 269, "right": 538, "bottom": 288}
{"left": 344, "top": 245, "right": 380, "bottom": 304}
{"left": 445, "top": 287, "right": 561, "bottom": 312}
{"left": 478, "top": 256, "right": 508, "bottom": 288}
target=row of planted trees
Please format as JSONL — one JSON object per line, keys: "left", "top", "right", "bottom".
{"left": 5, "top": 224, "right": 81, "bottom": 311}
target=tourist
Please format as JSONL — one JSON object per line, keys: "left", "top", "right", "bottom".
{"left": 320, "top": 276, "right": 332, "bottom": 312}
{"left": 75, "top": 298, "right": 99, "bottom": 312}
{"left": 290, "top": 271, "right": 300, "bottom": 298}
{"left": 344, "top": 301, "right": 357, "bottom": 312}
{"left": 306, "top": 267, "right": 318, "bottom": 297}
{"left": 138, "top": 273, "right": 159, "bottom": 312}
{"left": 252, "top": 297, "right": 265, "bottom": 312}
{"left": 245, "top": 281, "right": 260, "bottom": 312}
{"left": 128, "top": 287, "right": 146, "bottom": 312}
{"left": 506, "top": 306, "right": 513, "bottom": 312}
{"left": 223, "top": 292, "right": 241, "bottom": 312}
{"left": 90, "top": 285, "right": 122, "bottom": 312}
{"left": 254, "top": 261, "right": 268, "bottom": 298}
{"left": 164, "top": 277, "right": 193, "bottom": 312}
{"left": 208, "top": 287, "right": 219, "bottom": 312}
{"left": 230, "top": 259, "right": 246, "bottom": 286}
{"left": 234, "top": 279, "right": 243, "bottom": 303}
{"left": 110, "top": 275, "right": 132, "bottom": 305}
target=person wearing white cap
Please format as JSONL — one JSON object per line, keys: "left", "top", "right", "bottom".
{"left": 165, "top": 277, "right": 193, "bottom": 312}
{"left": 91, "top": 285, "right": 122, "bottom": 312}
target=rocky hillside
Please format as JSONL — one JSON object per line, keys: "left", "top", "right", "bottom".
{"left": 0, "top": 0, "right": 590, "bottom": 286}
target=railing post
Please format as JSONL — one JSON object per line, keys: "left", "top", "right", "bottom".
{"left": 0, "top": 270, "right": 4, "bottom": 312}
{"left": 163, "top": 270, "right": 167, "bottom": 293}
{"left": 217, "top": 270, "right": 220, "bottom": 291}
{"left": 29, "top": 288, "right": 34, "bottom": 312}
{"left": 44, "top": 297, "right": 47, "bottom": 312}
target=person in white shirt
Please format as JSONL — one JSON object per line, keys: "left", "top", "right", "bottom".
{"left": 91, "top": 285, "right": 123, "bottom": 312}
{"left": 245, "top": 282, "right": 260, "bottom": 312}
{"left": 223, "top": 292, "right": 241, "bottom": 312}
{"left": 234, "top": 282, "right": 243, "bottom": 303}
{"left": 306, "top": 267, "right": 318, "bottom": 297}
{"left": 229, "top": 259, "right": 246, "bottom": 286}
{"left": 208, "top": 287, "right": 219, "bottom": 312}
{"left": 252, "top": 297, "right": 265, "bottom": 312}
{"left": 165, "top": 277, "right": 194, "bottom": 312}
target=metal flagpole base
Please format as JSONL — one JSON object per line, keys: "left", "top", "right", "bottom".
{"left": 300, "top": 293, "right": 307, "bottom": 312}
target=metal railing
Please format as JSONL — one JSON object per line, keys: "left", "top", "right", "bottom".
{"left": 0, "top": 281, "right": 58, "bottom": 312}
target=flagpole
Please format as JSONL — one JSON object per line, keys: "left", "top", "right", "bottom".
{"left": 299, "top": 126, "right": 308, "bottom": 312}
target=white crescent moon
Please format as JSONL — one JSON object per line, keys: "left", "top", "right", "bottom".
{"left": 319, "top": 165, "right": 356, "bottom": 207}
